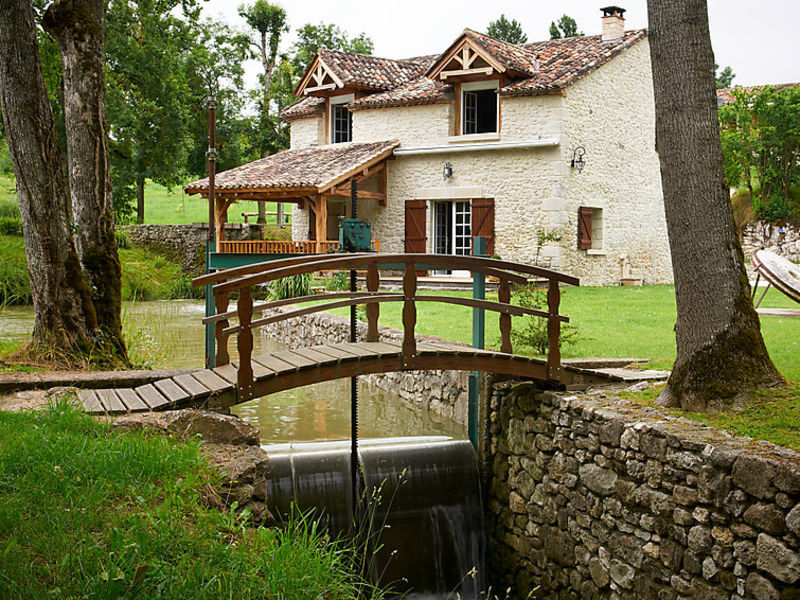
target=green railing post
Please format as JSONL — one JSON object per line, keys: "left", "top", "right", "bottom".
{"left": 469, "top": 236, "right": 487, "bottom": 450}
{"left": 204, "top": 237, "right": 216, "bottom": 369}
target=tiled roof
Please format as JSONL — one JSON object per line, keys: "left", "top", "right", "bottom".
{"left": 318, "top": 49, "right": 427, "bottom": 91}
{"left": 280, "top": 96, "right": 325, "bottom": 121}
{"left": 349, "top": 77, "right": 452, "bottom": 110}
{"left": 717, "top": 82, "right": 799, "bottom": 105}
{"left": 459, "top": 29, "right": 539, "bottom": 76}
{"left": 500, "top": 30, "right": 647, "bottom": 97}
{"left": 184, "top": 141, "right": 399, "bottom": 194}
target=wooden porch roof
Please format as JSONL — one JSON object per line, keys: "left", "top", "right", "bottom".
{"left": 184, "top": 140, "right": 398, "bottom": 202}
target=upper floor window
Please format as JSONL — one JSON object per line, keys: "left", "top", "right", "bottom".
{"left": 462, "top": 81, "right": 498, "bottom": 135}
{"left": 330, "top": 94, "right": 354, "bottom": 143}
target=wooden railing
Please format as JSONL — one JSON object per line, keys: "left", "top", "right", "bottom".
{"left": 193, "top": 253, "right": 579, "bottom": 400}
{"left": 218, "top": 239, "right": 381, "bottom": 255}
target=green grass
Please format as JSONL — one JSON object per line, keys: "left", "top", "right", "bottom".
{"left": 0, "top": 234, "right": 30, "bottom": 306}
{"left": 323, "top": 284, "right": 800, "bottom": 381}
{"left": 0, "top": 401, "right": 380, "bottom": 599}
{"left": 621, "top": 383, "right": 800, "bottom": 452}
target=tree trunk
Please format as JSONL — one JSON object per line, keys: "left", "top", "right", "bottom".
{"left": 43, "top": 0, "right": 128, "bottom": 364}
{"left": 647, "top": 0, "right": 783, "bottom": 411}
{"left": 257, "top": 200, "right": 266, "bottom": 224}
{"left": 0, "top": 0, "right": 98, "bottom": 358}
{"left": 136, "top": 175, "right": 145, "bottom": 224}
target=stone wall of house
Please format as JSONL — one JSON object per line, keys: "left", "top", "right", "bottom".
{"left": 742, "top": 221, "right": 800, "bottom": 263}
{"left": 561, "top": 37, "right": 672, "bottom": 286}
{"left": 259, "top": 307, "right": 469, "bottom": 425}
{"left": 123, "top": 223, "right": 263, "bottom": 276}
{"left": 289, "top": 115, "right": 326, "bottom": 149}
{"left": 485, "top": 381, "right": 800, "bottom": 599}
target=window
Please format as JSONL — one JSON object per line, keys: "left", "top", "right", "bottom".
{"left": 578, "top": 206, "right": 604, "bottom": 252}
{"left": 461, "top": 81, "right": 498, "bottom": 135}
{"left": 330, "top": 95, "right": 354, "bottom": 143}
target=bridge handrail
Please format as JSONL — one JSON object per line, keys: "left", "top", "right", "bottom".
{"left": 198, "top": 253, "right": 578, "bottom": 399}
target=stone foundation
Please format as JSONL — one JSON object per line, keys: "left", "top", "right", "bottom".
{"left": 485, "top": 381, "right": 800, "bottom": 599}
{"left": 742, "top": 221, "right": 800, "bottom": 263}
{"left": 260, "top": 308, "right": 470, "bottom": 425}
{"left": 122, "top": 223, "right": 264, "bottom": 275}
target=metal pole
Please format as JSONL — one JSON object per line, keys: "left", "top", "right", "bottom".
{"left": 349, "top": 177, "right": 359, "bottom": 517}
{"left": 204, "top": 95, "right": 218, "bottom": 369}
{"left": 469, "top": 236, "right": 487, "bottom": 450}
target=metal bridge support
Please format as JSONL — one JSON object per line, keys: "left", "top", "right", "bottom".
{"left": 469, "top": 236, "right": 486, "bottom": 450}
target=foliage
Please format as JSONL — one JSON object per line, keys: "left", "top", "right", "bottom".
{"left": 269, "top": 273, "right": 314, "bottom": 300}
{"left": 291, "top": 23, "right": 374, "bottom": 75}
{"left": 239, "top": 0, "right": 287, "bottom": 114}
{"left": 0, "top": 235, "right": 31, "bottom": 306}
{"left": 323, "top": 271, "right": 350, "bottom": 291}
{"left": 549, "top": 15, "right": 583, "bottom": 39}
{"left": 509, "top": 284, "right": 578, "bottom": 354}
{"left": 0, "top": 216, "right": 21, "bottom": 235}
{"left": 719, "top": 85, "right": 800, "bottom": 222}
{"left": 715, "top": 63, "right": 735, "bottom": 89}
{"left": 487, "top": 14, "right": 528, "bottom": 44}
{"left": 0, "top": 402, "right": 381, "bottom": 598}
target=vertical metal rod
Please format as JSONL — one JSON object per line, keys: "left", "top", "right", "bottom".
{"left": 469, "top": 236, "right": 486, "bottom": 450}
{"left": 204, "top": 95, "right": 217, "bottom": 369}
{"left": 349, "top": 177, "right": 359, "bottom": 517}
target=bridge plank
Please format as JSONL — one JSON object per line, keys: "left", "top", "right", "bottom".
{"left": 361, "top": 341, "right": 403, "bottom": 357}
{"left": 213, "top": 364, "right": 239, "bottom": 385}
{"left": 310, "top": 345, "right": 361, "bottom": 361}
{"left": 272, "top": 350, "right": 318, "bottom": 369}
{"left": 330, "top": 342, "right": 375, "bottom": 358}
{"left": 154, "top": 379, "right": 190, "bottom": 405}
{"left": 78, "top": 389, "right": 104, "bottom": 414}
{"left": 190, "top": 370, "right": 229, "bottom": 393}
{"left": 135, "top": 384, "right": 171, "bottom": 410}
{"left": 173, "top": 373, "right": 211, "bottom": 399}
{"left": 96, "top": 389, "right": 126, "bottom": 413}
{"left": 253, "top": 355, "right": 297, "bottom": 374}
{"left": 232, "top": 359, "right": 274, "bottom": 380}
{"left": 117, "top": 388, "right": 149, "bottom": 412}
{"left": 291, "top": 347, "right": 340, "bottom": 365}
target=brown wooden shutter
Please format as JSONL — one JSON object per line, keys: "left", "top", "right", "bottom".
{"left": 471, "top": 198, "right": 495, "bottom": 255}
{"left": 578, "top": 207, "right": 593, "bottom": 250}
{"left": 404, "top": 199, "right": 427, "bottom": 253}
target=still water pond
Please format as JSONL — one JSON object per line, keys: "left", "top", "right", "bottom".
{"left": 0, "top": 301, "right": 465, "bottom": 443}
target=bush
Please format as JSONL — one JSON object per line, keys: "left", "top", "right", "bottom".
{"left": 509, "top": 284, "right": 578, "bottom": 354}
{"left": 323, "top": 271, "right": 349, "bottom": 291}
{"left": 0, "top": 216, "right": 22, "bottom": 235}
{"left": 268, "top": 273, "right": 314, "bottom": 300}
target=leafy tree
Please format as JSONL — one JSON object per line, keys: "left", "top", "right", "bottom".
{"left": 647, "top": 0, "right": 782, "bottom": 411}
{"left": 549, "top": 15, "right": 584, "bottom": 39}
{"left": 239, "top": 0, "right": 287, "bottom": 115}
{"left": 487, "top": 15, "right": 528, "bottom": 44}
{"left": 720, "top": 85, "right": 800, "bottom": 221}
{"left": 715, "top": 63, "right": 735, "bottom": 89}
{"left": 291, "top": 23, "right": 373, "bottom": 74}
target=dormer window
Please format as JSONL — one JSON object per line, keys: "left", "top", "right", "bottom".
{"left": 462, "top": 81, "right": 498, "bottom": 134}
{"left": 330, "top": 94, "right": 354, "bottom": 143}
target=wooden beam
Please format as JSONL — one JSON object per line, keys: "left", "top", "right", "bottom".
{"left": 315, "top": 196, "right": 327, "bottom": 253}
{"left": 304, "top": 83, "right": 337, "bottom": 95}
{"left": 327, "top": 186, "right": 385, "bottom": 201}
{"left": 318, "top": 147, "right": 396, "bottom": 195}
{"left": 440, "top": 67, "right": 494, "bottom": 80}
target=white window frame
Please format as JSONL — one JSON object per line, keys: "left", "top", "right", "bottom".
{"left": 329, "top": 94, "right": 354, "bottom": 143}
{"left": 461, "top": 80, "right": 499, "bottom": 135}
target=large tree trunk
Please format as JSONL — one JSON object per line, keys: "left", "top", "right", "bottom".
{"left": 136, "top": 175, "right": 145, "bottom": 224}
{"left": 0, "top": 0, "right": 98, "bottom": 358}
{"left": 43, "top": 0, "right": 128, "bottom": 363}
{"left": 647, "top": 0, "right": 783, "bottom": 411}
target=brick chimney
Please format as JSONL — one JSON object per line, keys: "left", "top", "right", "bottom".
{"left": 601, "top": 6, "right": 626, "bottom": 41}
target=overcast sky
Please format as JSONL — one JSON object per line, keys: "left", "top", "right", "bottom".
{"left": 202, "top": 0, "right": 799, "bottom": 88}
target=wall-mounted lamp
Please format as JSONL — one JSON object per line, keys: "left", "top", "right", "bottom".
{"left": 442, "top": 162, "right": 453, "bottom": 179}
{"left": 570, "top": 146, "right": 586, "bottom": 173}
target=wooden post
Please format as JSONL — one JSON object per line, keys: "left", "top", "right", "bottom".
{"left": 237, "top": 286, "right": 254, "bottom": 400}
{"left": 547, "top": 279, "right": 561, "bottom": 381}
{"left": 214, "top": 291, "right": 230, "bottom": 366}
{"left": 499, "top": 278, "right": 512, "bottom": 354}
{"left": 366, "top": 262, "right": 380, "bottom": 342}
{"left": 402, "top": 261, "right": 417, "bottom": 367}
{"left": 316, "top": 196, "right": 328, "bottom": 254}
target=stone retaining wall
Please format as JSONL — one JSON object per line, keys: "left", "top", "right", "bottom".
{"left": 260, "top": 308, "right": 470, "bottom": 425}
{"left": 123, "top": 223, "right": 263, "bottom": 275}
{"left": 485, "top": 381, "right": 800, "bottom": 599}
{"left": 742, "top": 221, "right": 800, "bottom": 263}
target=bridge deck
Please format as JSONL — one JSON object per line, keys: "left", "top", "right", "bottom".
{"left": 76, "top": 340, "right": 551, "bottom": 415}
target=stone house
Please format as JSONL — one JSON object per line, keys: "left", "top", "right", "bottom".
{"left": 188, "top": 6, "right": 672, "bottom": 286}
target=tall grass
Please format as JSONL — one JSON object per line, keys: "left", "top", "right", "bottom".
{"left": 0, "top": 401, "right": 384, "bottom": 599}
{"left": 0, "top": 235, "right": 31, "bottom": 306}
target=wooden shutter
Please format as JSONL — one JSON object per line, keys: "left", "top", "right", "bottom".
{"left": 578, "top": 207, "right": 593, "bottom": 250}
{"left": 471, "top": 198, "right": 495, "bottom": 255}
{"left": 404, "top": 200, "right": 427, "bottom": 253}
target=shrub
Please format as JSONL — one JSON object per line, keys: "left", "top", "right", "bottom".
{"left": 0, "top": 216, "right": 22, "bottom": 235}
{"left": 268, "top": 273, "right": 314, "bottom": 300}
{"left": 509, "top": 284, "right": 578, "bottom": 354}
{"left": 114, "top": 229, "right": 129, "bottom": 249}
{"left": 323, "top": 271, "right": 349, "bottom": 291}
{"left": 167, "top": 275, "right": 203, "bottom": 300}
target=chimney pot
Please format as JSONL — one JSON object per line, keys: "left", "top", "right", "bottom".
{"left": 601, "top": 5, "right": 626, "bottom": 41}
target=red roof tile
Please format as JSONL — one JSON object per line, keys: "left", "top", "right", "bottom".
{"left": 317, "top": 49, "right": 428, "bottom": 91}
{"left": 716, "top": 83, "right": 800, "bottom": 105}
{"left": 184, "top": 141, "right": 399, "bottom": 194}
{"left": 348, "top": 77, "right": 452, "bottom": 110}
{"left": 281, "top": 96, "right": 325, "bottom": 121}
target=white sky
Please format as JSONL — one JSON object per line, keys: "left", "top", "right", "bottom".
{"left": 202, "top": 0, "right": 799, "bottom": 88}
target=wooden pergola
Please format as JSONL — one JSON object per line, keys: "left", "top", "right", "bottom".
{"left": 184, "top": 141, "right": 397, "bottom": 254}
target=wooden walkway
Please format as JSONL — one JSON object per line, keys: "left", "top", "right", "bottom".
{"left": 77, "top": 340, "right": 552, "bottom": 415}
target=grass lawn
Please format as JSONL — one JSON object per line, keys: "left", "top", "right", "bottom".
{"left": 0, "top": 401, "right": 376, "bottom": 598}
{"left": 322, "top": 284, "right": 800, "bottom": 381}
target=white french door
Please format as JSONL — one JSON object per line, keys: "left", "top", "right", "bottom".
{"left": 432, "top": 200, "right": 471, "bottom": 275}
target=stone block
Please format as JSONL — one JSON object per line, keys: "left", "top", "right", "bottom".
{"left": 733, "top": 455, "right": 776, "bottom": 499}
{"left": 756, "top": 533, "right": 800, "bottom": 584}
{"left": 578, "top": 463, "right": 618, "bottom": 496}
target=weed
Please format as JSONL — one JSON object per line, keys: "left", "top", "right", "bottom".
{"left": 509, "top": 284, "right": 578, "bottom": 354}
{"left": 269, "top": 273, "right": 314, "bottom": 300}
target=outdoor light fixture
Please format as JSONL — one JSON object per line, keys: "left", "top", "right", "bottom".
{"left": 570, "top": 146, "right": 586, "bottom": 173}
{"left": 442, "top": 162, "right": 453, "bottom": 179}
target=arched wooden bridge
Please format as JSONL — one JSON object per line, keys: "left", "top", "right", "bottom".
{"left": 77, "top": 253, "right": 579, "bottom": 414}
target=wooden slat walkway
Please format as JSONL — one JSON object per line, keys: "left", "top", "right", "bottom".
{"left": 76, "top": 341, "right": 551, "bottom": 415}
